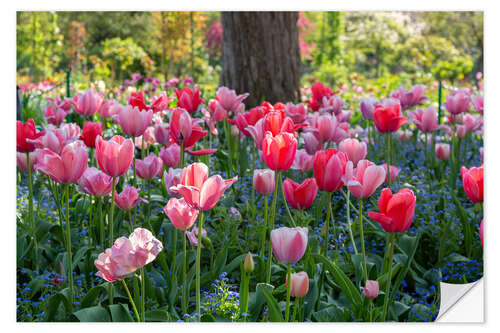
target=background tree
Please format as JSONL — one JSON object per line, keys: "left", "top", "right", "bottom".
{"left": 220, "top": 12, "right": 301, "bottom": 106}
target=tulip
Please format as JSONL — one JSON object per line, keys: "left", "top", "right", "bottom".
{"left": 71, "top": 88, "right": 103, "bottom": 116}
{"left": 114, "top": 186, "right": 146, "bottom": 211}
{"left": 291, "top": 149, "right": 314, "bottom": 172}
{"left": 262, "top": 132, "right": 297, "bottom": 171}
{"left": 472, "top": 95, "right": 484, "bottom": 114}
{"left": 153, "top": 123, "right": 170, "bottom": 145}
{"left": 246, "top": 118, "right": 265, "bottom": 149}
{"left": 170, "top": 162, "right": 237, "bottom": 211}
{"left": 368, "top": 188, "right": 416, "bottom": 233}
{"left": 271, "top": 227, "right": 308, "bottom": 263}
{"left": 164, "top": 168, "right": 183, "bottom": 197}
{"left": 175, "top": 86, "right": 205, "bottom": 113}
{"left": 313, "top": 148, "right": 348, "bottom": 192}
{"left": 136, "top": 153, "right": 163, "bottom": 180}
{"left": 17, "top": 119, "right": 45, "bottom": 153}
{"left": 344, "top": 160, "right": 386, "bottom": 199}
{"left": 461, "top": 166, "right": 483, "bottom": 203}
{"left": 307, "top": 82, "right": 333, "bottom": 111}
{"left": 208, "top": 99, "right": 228, "bottom": 122}
{"left": 95, "top": 135, "right": 134, "bottom": 177}
{"left": 164, "top": 197, "right": 199, "bottom": 231}
{"left": 435, "top": 143, "right": 451, "bottom": 160}
{"left": 463, "top": 114, "right": 480, "bottom": 133}
{"left": 29, "top": 128, "right": 72, "bottom": 155}
{"left": 382, "top": 163, "right": 401, "bottom": 184}
{"left": 113, "top": 105, "right": 152, "bottom": 138}
{"left": 339, "top": 138, "right": 367, "bottom": 167}
{"left": 397, "top": 129, "right": 413, "bottom": 141}
{"left": 263, "top": 111, "right": 300, "bottom": 136}
{"left": 35, "top": 142, "right": 88, "bottom": 184}
{"left": 302, "top": 132, "right": 322, "bottom": 155}
{"left": 372, "top": 98, "right": 407, "bottom": 133}
{"left": 282, "top": 178, "right": 318, "bottom": 210}
{"left": 253, "top": 169, "right": 275, "bottom": 195}
{"left": 362, "top": 280, "right": 379, "bottom": 299}
{"left": 170, "top": 108, "right": 193, "bottom": 143}
{"left": 410, "top": 106, "right": 439, "bottom": 132}
{"left": 77, "top": 167, "right": 114, "bottom": 197}
{"left": 186, "top": 227, "right": 207, "bottom": 247}
{"left": 287, "top": 271, "right": 309, "bottom": 298}
{"left": 44, "top": 104, "right": 68, "bottom": 126}
{"left": 390, "top": 85, "right": 427, "bottom": 110}
{"left": 59, "top": 123, "right": 81, "bottom": 139}
{"left": 215, "top": 86, "right": 249, "bottom": 112}
{"left": 285, "top": 102, "right": 308, "bottom": 124}
{"left": 17, "top": 151, "right": 38, "bottom": 172}
{"left": 456, "top": 125, "right": 467, "bottom": 139}
{"left": 320, "top": 95, "right": 342, "bottom": 115}
{"left": 444, "top": 90, "right": 471, "bottom": 115}
{"left": 244, "top": 252, "right": 255, "bottom": 273}
{"left": 360, "top": 97, "right": 378, "bottom": 120}
{"left": 159, "top": 144, "right": 180, "bottom": 168}
{"left": 80, "top": 121, "right": 103, "bottom": 148}
{"left": 187, "top": 148, "right": 217, "bottom": 156}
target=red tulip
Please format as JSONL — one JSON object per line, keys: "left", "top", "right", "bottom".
{"left": 80, "top": 121, "right": 103, "bottom": 148}
{"left": 17, "top": 119, "right": 45, "bottom": 153}
{"left": 313, "top": 148, "right": 348, "bottom": 192}
{"left": 262, "top": 131, "right": 297, "bottom": 171}
{"left": 307, "top": 82, "right": 334, "bottom": 111}
{"left": 461, "top": 166, "right": 483, "bottom": 203}
{"left": 368, "top": 188, "right": 416, "bottom": 233}
{"left": 228, "top": 106, "right": 268, "bottom": 137}
{"left": 282, "top": 177, "right": 318, "bottom": 209}
{"left": 263, "top": 110, "right": 303, "bottom": 136}
{"left": 95, "top": 135, "right": 134, "bottom": 177}
{"left": 372, "top": 99, "right": 407, "bottom": 133}
{"left": 187, "top": 148, "right": 217, "bottom": 156}
{"left": 175, "top": 86, "right": 205, "bottom": 113}
{"left": 35, "top": 141, "right": 88, "bottom": 184}
{"left": 164, "top": 197, "right": 199, "bottom": 231}
{"left": 170, "top": 162, "right": 237, "bottom": 210}
{"left": 170, "top": 108, "right": 192, "bottom": 141}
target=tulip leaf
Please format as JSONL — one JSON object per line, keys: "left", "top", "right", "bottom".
{"left": 256, "top": 283, "right": 283, "bottom": 322}
{"left": 146, "top": 310, "right": 172, "bottom": 322}
{"left": 200, "top": 313, "right": 216, "bottom": 322}
{"left": 73, "top": 305, "right": 111, "bottom": 322}
{"left": 312, "top": 304, "right": 344, "bottom": 322}
{"left": 81, "top": 285, "right": 107, "bottom": 308}
{"left": 312, "top": 254, "right": 363, "bottom": 309}
{"left": 303, "top": 279, "right": 319, "bottom": 320}
{"left": 109, "top": 303, "right": 134, "bottom": 322}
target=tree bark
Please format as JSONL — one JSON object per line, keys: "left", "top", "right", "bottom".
{"left": 221, "top": 12, "right": 301, "bottom": 107}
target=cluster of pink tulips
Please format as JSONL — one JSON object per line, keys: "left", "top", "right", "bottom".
{"left": 16, "top": 77, "right": 483, "bottom": 322}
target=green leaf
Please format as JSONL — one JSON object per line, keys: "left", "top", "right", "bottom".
{"left": 200, "top": 313, "right": 216, "bottom": 322}
{"left": 303, "top": 279, "right": 318, "bottom": 320}
{"left": 312, "top": 304, "right": 344, "bottom": 322}
{"left": 72, "top": 246, "right": 89, "bottom": 271}
{"left": 81, "top": 285, "right": 107, "bottom": 308}
{"left": 145, "top": 310, "right": 172, "bottom": 322}
{"left": 256, "top": 283, "right": 283, "bottom": 322}
{"left": 391, "top": 234, "right": 420, "bottom": 303}
{"left": 312, "top": 254, "right": 362, "bottom": 309}
{"left": 109, "top": 303, "right": 134, "bottom": 322}
{"left": 73, "top": 306, "right": 111, "bottom": 322}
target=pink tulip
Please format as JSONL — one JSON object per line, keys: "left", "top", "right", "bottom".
{"left": 246, "top": 118, "right": 266, "bottom": 149}
{"left": 339, "top": 138, "right": 367, "bottom": 167}
{"left": 320, "top": 95, "right": 342, "bottom": 115}
{"left": 444, "top": 90, "right": 471, "bottom": 115}
{"left": 114, "top": 186, "right": 146, "bottom": 210}
{"left": 313, "top": 148, "right": 349, "bottom": 192}
{"left": 215, "top": 86, "right": 249, "bottom": 112}
{"left": 344, "top": 160, "right": 386, "bottom": 198}
{"left": 382, "top": 163, "right": 401, "bottom": 183}
{"left": 287, "top": 271, "right": 309, "bottom": 298}
{"left": 186, "top": 227, "right": 207, "bottom": 247}
{"left": 159, "top": 144, "right": 180, "bottom": 168}
{"left": 128, "top": 228, "right": 163, "bottom": 267}
{"left": 44, "top": 105, "right": 68, "bottom": 126}
{"left": 170, "top": 108, "right": 193, "bottom": 141}
{"left": 291, "top": 149, "right": 314, "bottom": 172}
{"left": 153, "top": 123, "right": 170, "bottom": 145}
{"left": 463, "top": 114, "right": 480, "bottom": 133}
{"left": 136, "top": 153, "right": 163, "bottom": 180}
{"left": 271, "top": 227, "right": 308, "bottom": 263}
{"left": 285, "top": 102, "right": 308, "bottom": 124}
{"left": 456, "top": 125, "right": 467, "bottom": 139}
{"left": 164, "top": 197, "right": 199, "bottom": 231}
{"left": 253, "top": 169, "right": 275, "bottom": 195}
{"left": 29, "top": 128, "right": 73, "bottom": 155}
{"left": 16, "top": 151, "right": 38, "bottom": 172}
{"left": 282, "top": 178, "right": 318, "bottom": 209}
{"left": 410, "top": 106, "right": 439, "bottom": 132}
{"left": 164, "top": 168, "right": 183, "bottom": 197}
{"left": 113, "top": 105, "right": 152, "bottom": 137}
{"left": 95, "top": 135, "right": 134, "bottom": 177}
{"left": 390, "top": 85, "right": 427, "bottom": 110}
{"left": 77, "top": 167, "right": 114, "bottom": 197}
{"left": 302, "top": 132, "right": 322, "bottom": 155}
{"left": 397, "top": 129, "right": 413, "bottom": 142}
{"left": 35, "top": 141, "right": 88, "bottom": 183}
{"left": 360, "top": 97, "right": 378, "bottom": 120}
{"left": 362, "top": 280, "right": 379, "bottom": 299}
{"left": 72, "top": 88, "right": 103, "bottom": 116}
{"left": 59, "top": 123, "right": 81, "bottom": 140}
{"left": 170, "top": 162, "right": 238, "bottom": 210}
{"left": 332, "top": 122, "right": 350, "bottom": 144}
{"left": 435, "top": 143, "right": 451, "bottom": 160}
{"left": 208, "top": 99, "right": 228, "bottom": 122}
{"left": 305, "top": 113, "right": 337, "bottom": 142}
{"left": 472, "top": 95, "right": 483, "bottom": 114}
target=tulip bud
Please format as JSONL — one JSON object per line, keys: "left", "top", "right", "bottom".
{"left": 362, "top": 280, "right": 379, "bottom": 299}
{"left": 231, "top": 125, "right": 240, "bottom": 138}
{"left": 244, "top": 252, "right": 254, "bottom": 273}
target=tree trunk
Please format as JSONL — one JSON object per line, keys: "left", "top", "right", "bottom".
{"left": 221, "top": 12, "right": 301, "bottom": 107}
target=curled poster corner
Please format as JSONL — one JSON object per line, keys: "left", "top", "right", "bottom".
{"left": 436, "top": 278, "right": 484, "bottom": 322}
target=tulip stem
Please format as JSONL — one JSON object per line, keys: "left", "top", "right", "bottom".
{"left": 133, "top": 154, "right": 137, "bottom": 226}
{"left": 26, "top": 152, "right": 39, "bottom": 270}
{"left": 121, "top": 279, "right": 140, "bottom": 322}
{"left": 266, "top": 171, "right": 280, "bottom": 284}
{"left": 182, "top": 230, "right": 187, "bottom": 314}
{"left": 195, "top": 210, "right": 204, "bottom": 316}
{"left": 172, "top": 228, "right": 177, "bottom": 278}
{"left": 279, "top": 174, "right": 296, "bottom": 227}
{"left": 291, "top": 297, "right": 299, "bottom": 322}
{"left": 285, "top": 263, "right": 292, "bottom": 322}
{"left": 386, "top": 133, "right": 392, "bottom": 187}
{"left": 323, "top": 192, "right": 332, "bottom": 256}
{"left": 140, "top": 267, "right": 146, "bottom": 322}
{"left": 381, "top": 232, "right": 396, "bottom": 322}
{"left": 109, "top": 176, "right": 116, "bottom": 305}
{"left": 179, "top": 139, "right": 185, "bottom": 167}
{"left": 98, "top": 197, "right": 104, "bottom": 250}
{"left": 346, "top": 190, "right": 358, "bottom": 254}
{"left": 64, "top": 183, "right": 74, "bottom": 313}
{"left": 128, "top": 210, "right": 133, "bottom": 233}
{"left": 259, "top": 194, "right": 268, "bottom": 261}
{"left": 359, "top": 197, "right": 368, "bottom": 283}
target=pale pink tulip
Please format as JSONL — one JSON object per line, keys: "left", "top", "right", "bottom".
{"left": 16, "top": 151, "right": 38, "bottom": 172}
{"left": 362, "top": 280, "right": 379, "bottom": 299}
{"left": 320, "top": 95, "right": 342, "bottom": 115}
{"left": 410, "top": 106, "right": 439, "bottom": 132}
{"left": 302, "top": 132, "right": 322, "bottom": 155}
{"left": 215, "top": 86, "right": 249, "bottom": 112}
{"left": 72, "top": 88, "right": 103, "bottom": 116}
{"left": 164, "top": 168, "right": 183, "bottom": 197}
{"left": 153, "top": 123, "right": 170, "bottom": 145}
{"left": 285, "top": 102, "right": 308, "bottom": 124}
{"left": 136, "top": 153, "right": 163, "bottom": 180}
{"left": 253, "top": 169, "right": 275, "bottom": 195}
{"left": 35, "top": 141, "right": 88, "bottom": 183}
{"left": 339, "top": 138, "right": 367, "bottom": 167}
{"left": 344, "top": 160, "right": 386, "bottom": 198}
{"left": 164, "top": 197, "right": 199, "bottom": 231}
{"left": 271, "top": 227, "right": 308, "bottom": 263}
{"left": 246, "top": 118, "right": 265, "bottom": 149}
{"left": 78, "top": 167, "right": 114, "bottom": 197}
{"left": 113, "top": 105, "right": 153, "bottom": 137}
{"left": 186, "top": 227, "right": 207, "bottom": 247}
{"left": 287, "top": 271, "right": 309, "bottom": 298}
{"left": 291, "top": 149, "right": 314, "bottom": 172}
{"left": 435, "top": 143, "right": 451, "bottom": 160}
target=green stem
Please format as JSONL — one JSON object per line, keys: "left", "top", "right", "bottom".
{"left": 386, "top": 133, "right": 392, "bottom": 187}
{"left": 285, "top": 263, "right": 291, "bottom": 322}
{"left": 196, "top": 210, "right": 204, "bottom": 316}
{"left": 128, "top": 210, "right": 133, "bottom": 233}
{"left": 260, "top": 194, "right": 268, "bottom": 260}
{"left": 291, "top": 297, "right": 299, "bottom": 322}
{"left": 179, "top": 139, "right": 185, "bottom": 167}
{"left": 266, "top": 171, "right": 280, "bottom": 284}
{"left": 98, "top": 197, "right": 104, "bottom": 250}
{"left": 346, "top": 190, "right": 358, "bottom": 254}
{"left": 65, "top": 183, "right": 74, "bottom": 312}
{"left": 109, "top": 176, "right": 116, "bottom": 305}
{"left": 323, "top": 192, "right": 332, "bottom": 255}
{"left": 121, "top": 279, "right": 141, "bottom": 322}
{"left": 140, "top": 267, "right": 146, "bottom": 322}
{"left": 279, "top": 174, "right": 296, "bottom": 227}
{"left": 26, "top": 152, "right": 39, "bottom": 270}
{"left": 182, "top": 230, "right": 187, "bottom": 314}
{"left": 381, "top": 233, "right": 396, "bottom": 321}
{"left": 359, "top": 197, "right": 368, "bottom": 283}
{"left": 172, "top": 228, "right": 177, "bottom": 278}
